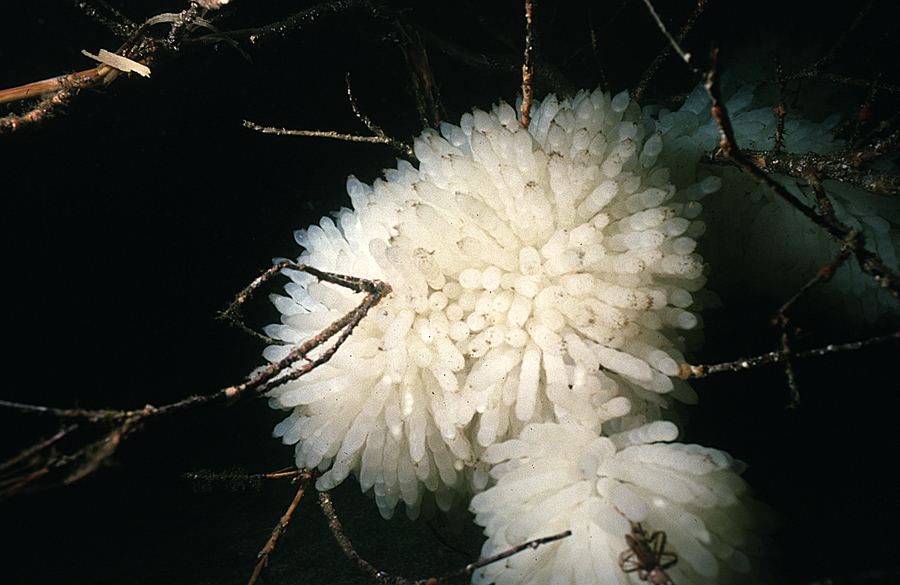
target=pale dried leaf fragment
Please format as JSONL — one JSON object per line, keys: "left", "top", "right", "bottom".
{"left": 81, "top": 49, "right": 151, "bottom": 78}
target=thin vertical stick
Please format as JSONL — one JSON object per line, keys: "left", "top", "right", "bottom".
{"left": 248, "top": 471, "right": 315, "bottom": 585}
{"left": 520, "top": 0, "right": 535, "bottom": 127}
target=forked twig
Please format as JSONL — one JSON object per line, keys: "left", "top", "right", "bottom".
{"left": 677, "top": 330, "right": 899, "bottom": 380}
{"left": 318, "top": 490, "right": 571, "bottom": 585}
{"left": 638, "top": 0, "right": 899, "bottom": 404}
{"left": 0, "top": 0, "right": 239, "bottom": 133}
{"left": 633, "top": 0, "right": 706, "bottom": 102}
{"left": 220, "top": 261, "right": 392, "bottom": 398}
{"left": 639, "top": 0, "right": 899, "bottom": 297}
{"left": 1, "top": 262, "right": 392, "bottom": 497}
{"left": 702, "top": 52, "right": 899, "bottom": 299}
{"left": 243, "top": 75, "right": 414, "bottom": 157}
{"left": 247, "top": 470, "right": 316, "bottom": 585}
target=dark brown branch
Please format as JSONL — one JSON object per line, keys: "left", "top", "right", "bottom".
{"left": 346, "top": 73, "right": 416, "bottom": 158}
{"left": 248, "top": 470, "right": 315, "bottom": 585}
{"left": 432, "top": 530, "right": 571, "bottom": 584}
{"left": 72, "top": 0, "right": 138, "bottom": 37}
{"left": 701, "top": 52, "right": 900, "bottom": 299}
{"left": 677, "top": 330, "right": 899, "bottom": 379}
{"left": 2, "top": 262, "right": 392, "bottom": 497}
{"left": 638, "top": 0, "right": 696, "bottom": 70}
{"left": 771, "top": 52, "right": 788, "bottom": 153}
{"left": 0, "top": 425, "right": 78, "bottom": 499}
{"left": 401, "top": 13, "right": 573, "bottom": 100}
{"left": 219, "top": 261, "right": 393, "bottom": 399}
{"left": 711, "top": 149, "right": 900, "bottom": 197}
{"left": 640, "top": 0, "right": 899, "bottom": 301}
{"left": 774, "top": 312, "right": 800, "bottom": 408}
{"left": 319, "top": 489, "right": 571, "bottom": 585}
{"left": 520, "top": 0, "right": 536, "bottom": 127}
{"left": 318, "top": 490, "right": 389, "bottom": 582}
{"left": 243, "top": 120, "right": 408, "bottom": 148}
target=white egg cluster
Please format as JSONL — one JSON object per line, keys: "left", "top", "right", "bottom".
{"left": 263, "top": 89, "right": 714, "bottom": 518}
{"left": 471, "top": 422, "right": 768, "bottom": 585}
{"left": 260, "top": 87, "right": 771, "bottom": 584}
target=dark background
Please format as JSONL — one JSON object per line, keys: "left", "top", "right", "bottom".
{"left": 1, "top": 1, "right": 898, "bottom": 584}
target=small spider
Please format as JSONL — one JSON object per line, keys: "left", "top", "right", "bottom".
{"left": 619, "top": 521, "right": 678, "bottom": 585}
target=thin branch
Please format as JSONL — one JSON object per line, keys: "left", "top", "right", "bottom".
{"left": 242, "top": 0, "right": 367, "bottom": 45}
{"left": 713, "top": 149, "right": 899, "bottom": 197}
{"left": 639, "top": 0, "right": 899, "bottom": 300}
{"left": 702, "top": 52, "right": 900, "bottom": 298}
{"left": 318, "top": 489, "right": 571, "bottom": 585}
{"left": 248, "top": 470, "right": 315, "bottom": 585}
{"left": 771, "top": 51, "right": 787, "bottom": 153}
{"left": 633, "top": 0, "right": 707, "bottom": 101}
{"left": 217, "top": 262, "right": 393, "bottom": 401}
{"left": 677, "top": 330, "right": 899, "bottom": 380}
{"left": 346, "top": 73, "right": 415, "bottom": 158}
{"left": 1, "top": 262, "right": 392, "bottom": 497}
{"left": 318, "top": 490, "right": 388, "bottom": 582}
{"left": 434, "top": 530, "right": 572, "bottom": 585}
{"left": 243, "top": 75, "right": 415, "bottom": 158}
{"left": 638, "top": 0, "right": 696, "bottom": 69}
{"left": 243, "top": 121, "right": 407, "bottom": 147}
{"left": 520, "top": 0, "right": 536, "bottom": 127}
{"left": 72, "top": 0, "right": 138, "bottom": 37}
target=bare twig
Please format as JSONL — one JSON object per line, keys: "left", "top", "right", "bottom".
{"left": 711, "top": 149, "right": 899, "bottom": 197}
{"left": 519, "top": 0, "right": 536, "bottom": 127}
{"left": 638, "top": 0, "right": 900, "bottom": 312}
{"left": 0, "top": 425, "right": 78, "bottom": 499}
{"left": 633, "top": 0, "right": 706, "bottom": 102}
{"left": 0, "top": 65, "right": 116, "bottom": 106}
{"left": 400, "top": 10, "right": 572, "bottom": 99}
{"left": 248, "top": 470, "right": 315, "bottom": 585}
{"left": 241, "top": 0, "right": 367, "bottom": 45}
{"left": 318, "top": 490, "right": 390, "bottom": 582}
{"left": 318, "top": 489, "right": 571, "bottom": 585}
{"left": 1, "top": 262, "right": 392, "bottom": 497}
{"left": 437, "top": 530, "right": 572, "bottom": 584}
{"left": 243, "top": 121, "right": 408, "bottom": 149}
{"left": 0, "top": 0, "right": 240, "bottom": 133}
{"left": 243, "top": 75, "right": 415, "bottom": 157}
{"left": 218, "top": 261, "right": 291, "bottom": 344}
{"left": 222, "top": 262, "right": 393, "bottom": 398}
{"left": 586, "top": 7, "right": 608, "bottom": 93}
{"left": 346, "top": 73, "right": 416, "bottom": 157}
{"left": 72, "top": 0, "right": 138, "bottom": 37}
{"left": 773, "top": 312, "right": 800, "bottom": 408}
{"left": 702, "top": 52, "right": 900, "bottom": 298}
{"left": 638, "top": 0, "right": 696, "bottom": 69}
{"left": 771, "top": 52, "right": 788, "bottom": 153}
{"left": 677, "top": 330, "right": 899, "bottom": 380}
